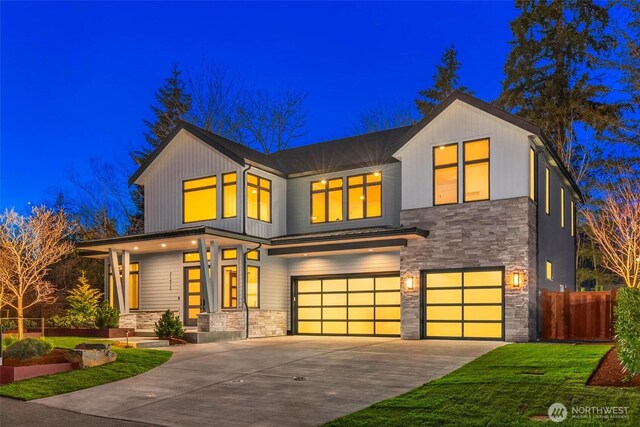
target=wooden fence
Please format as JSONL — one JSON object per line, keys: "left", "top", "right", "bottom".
{"left": 541, "top": 289, "right": 616, "bottom": 341}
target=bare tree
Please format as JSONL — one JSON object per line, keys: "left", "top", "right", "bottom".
{"left": 0, "top": 207, "right": 75, "bottom": 338}
{"left": 353, "top": 102, "right": 415, "bottom": 134}
{"left": 583, "top": 177, "right": 640, "bottom": 288}
{"left": 236, "top": 89, "right": 307, "bottom": 153}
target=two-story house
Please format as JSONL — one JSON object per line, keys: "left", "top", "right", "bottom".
{"left": 79, "top": 91, "right": 581, "bottom": 342}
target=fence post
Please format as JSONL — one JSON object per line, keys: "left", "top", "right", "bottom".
{"left": 563, "top": 289, "right": 571, "bottom": 340}
{"left": 41, "top": 317, "right": 45, "bottom": 338}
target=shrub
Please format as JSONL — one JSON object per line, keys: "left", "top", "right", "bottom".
{"left": 154, "top": 310, "right": 184, "bottom": 339}
{"left": 614, "top": 287, "right": 640, "bottom": 376}
{"left": 96, "top": 302, "right": 120, "bottom": 329}
{"left": 49, "top": 313, "right": 95, "bottom": 328}
{"left": 5, "top": 337, "right": 53, "bottom": 361}
{"left": 0, "top": 319, "right": 17, "bottom": 332}
{"left": 66, "top": 272, "right": 102, "bottom": 323}
{"left": 1, "top": 334, "right": 18, "bottom": 351}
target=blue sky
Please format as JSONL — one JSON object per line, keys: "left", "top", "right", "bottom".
{"left": 0, "top": 1, "right": 518, "bottom": 211}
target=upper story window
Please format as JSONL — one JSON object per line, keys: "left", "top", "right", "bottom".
{"left": 546, "top": 260, "right": 553, "bottom": 280}
{"left": 222, "top": 172, "right": 237, "bottom": 218}
{"left": 183, "top": 176, "right": 217, "bottom": 223}
{"left": 560, "top": 187, "right": 565, "bottom": 228}
{"left": 347, "top": 172, "right": 382, "bottom": 220}
{"left": 247, "top": 173, "right": 271, "bottom": 222}
{"left": 529, "top": 147, "right": 536, "bottom": 201}
{"left": 463, "top": 139, "right": 490, "bottom": 202}
{"left": 545, "top": 167, "right": 550, "bottom": 215}
{"left": 311, "top": 178, "right": 343, "bottom": 223}
{"left": 433, "top": 143, "right": 458, "bottom": 205}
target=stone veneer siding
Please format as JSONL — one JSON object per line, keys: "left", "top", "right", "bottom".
{"left": 400, "top": 197, "right": 537, "bottom": 342}
{"left": 197, "top": 310, "right": 287, "bottom": 338}
{"left": 118, "top": 310, "right": 179, "bottom": 330}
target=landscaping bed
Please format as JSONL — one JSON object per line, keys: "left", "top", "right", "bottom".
{"left": 0, "top": 348, "right": 80, "bottom": 384}
{"left": 44, "top": 327, "right": 134, "bottom": 338}
{"left": 588, "top": 347, "right": 640, "bottom": 387}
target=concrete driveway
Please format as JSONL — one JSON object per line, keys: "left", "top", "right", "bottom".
{"left": 34, "top": 336, "right": 503, "bottom": 427}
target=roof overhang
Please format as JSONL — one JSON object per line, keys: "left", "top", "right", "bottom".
{"left": 77, "top": 226, "right": 269, "bottom": 259}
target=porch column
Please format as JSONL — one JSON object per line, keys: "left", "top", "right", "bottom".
{"left": 122, "top": 250, "right": 130, "bottom": 314}
{"left": 198, "top": 238, "right": 213, "bottom": 312}
{"left": 209, "top": 240, "right": 219, "bottom": 313}
{"left": 108, "top": 249, "right": 125, "bottom": 313}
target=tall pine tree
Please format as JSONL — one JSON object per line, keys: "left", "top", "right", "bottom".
{"left": 415, "top": 45, "right": 472, "bottom": 115}
{"left": 498, "top": 0, "right": 625, "bottom": 174}
{"left": 130, "top": 64, "right": 191, "bottom": 233}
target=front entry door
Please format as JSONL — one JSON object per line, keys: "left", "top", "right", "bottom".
{"left": 184, "top": 267, "right": 202, "bottom": 326}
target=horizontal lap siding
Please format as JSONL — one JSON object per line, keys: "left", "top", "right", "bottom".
{"left": 136, "top": 252, "right": 183, "bottom": 316}
{"left": 257, "top": 255, "right": 288, "bottom": 311}
{"left": 288, "top": 252, "right": 400, "bottom": 277}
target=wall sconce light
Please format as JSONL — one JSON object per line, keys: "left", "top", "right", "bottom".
{"left": 406, "top": 277, "right": 414, "bottom": 290}
{"left": 513, "top": 272, "right": 521, "bottom": 287}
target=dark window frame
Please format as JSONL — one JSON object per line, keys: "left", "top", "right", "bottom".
{"left": 182, "top": 175, "right": 217, "bottom": 224}
{"left": 545, "top": 167, "right": 550, "bottom": 215}
{"left": 346, "top": 173, "right": 382, "bottom": 221}
{"left": 222, "top": 172, "right": 238, "bottom": 219}
{"left": 108, "top": 262, "right": 140, "bottom": 310}
{"left": 221, "top": 248, "right": 238, "bottom": 260}
{"left": 310, "top": 178, "right": 344, "bottom": 224}
{"left": 529, "top": 146, "right": 537, "bottom": 202}
{"left": 462, "top": 138, "right": 490, "bottom": 203}
{"left": 560, "top": 187, "right": 565, "bottom": 229}
{"left": 432, "top": 143, "right": 459, "bottom": 206}
{"left": 182, "top": 251, "right": 211, "bottom": 264}
{"left": 247, "top": 265, "right": 260, "bottom": 309}
{"left": 246, "top": 173, "right": 272, "bottom": 223}
{"left": 221, "top": 265, "right": 238, "bottom": 309}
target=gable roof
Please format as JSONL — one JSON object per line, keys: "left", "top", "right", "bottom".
{"left": 128, "top": 91, "right": 581, "bottom": 200}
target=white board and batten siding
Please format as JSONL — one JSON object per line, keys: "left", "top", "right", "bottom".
{"left": 286, "top": 163, "right": 402, "bottom": 235}
{"left": 137, "top": 129, "right": 286, "bottom": 238}
{"left": 396, "top": 99, "right": 532, "bottom": 210}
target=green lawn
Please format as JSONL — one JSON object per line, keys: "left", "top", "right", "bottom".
{"left": 0, "top": 337, "right": 171, "bottom": 400}
{"left": 327, "top": 343, "right": 640, "bottom": 426}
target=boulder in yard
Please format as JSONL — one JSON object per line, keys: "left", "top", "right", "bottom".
{"left": 63, "top": 345, "right": 117, "bottom": 368}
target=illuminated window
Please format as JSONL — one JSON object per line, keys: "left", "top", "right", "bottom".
{"left": 222, "top": 248, "right": 237, "bottom": 260}
{"left": 109, "top": 262, "right": 139, "bottom": 310}
{"left": 347, "top": 172, "right": 381, "bottom": 220}
{"left": 222, "top": 172, "right": 237, "bottom": 218}
{"left": 311, "top": 178, "right": 343, "bottom": 223}
{"left": 222, "top": 266, "right": 238, "bottom": 309}
{"left": 571, "top": 201, "right": 575, "bottom": 237}
{"left": 464, "top": 139, "right": 489, "bottom": 202}
{"left": 546, "top": 261, "right": 553, "bottom": 280}
{"left": 247, "top": 249, "right": 260, "bottom": 261}
{"left": 529, "top": 147, "right": 536, "bottom": 201}
{"left": 183, "top": 251, "right": 211, "bottom": 263}
{"left": 545, "top": 167, "right": 550, "bottom": 215}
{"left": 247, "top": 266, "right": 259, "bottom": 308}
{"left": 560, "top": 187, "right": 565, "bottom": 228}
{"left": 183, "top": 176, "right": 216, "bottom": 223}
{"left": 433, "top": 144, "right": 458, "bottom": 205}
{"left": 247, "top": 173, "right": 271, "bottom": 222}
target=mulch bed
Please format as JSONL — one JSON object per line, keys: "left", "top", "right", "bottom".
{"left": 588, "top": 347, "right": 640, "bottom": 387}
{"left": 2, "top": 348, "right": 68, "bottom": 367}
{"left": 168, "top": 337, "right": 189, "bottom": 346}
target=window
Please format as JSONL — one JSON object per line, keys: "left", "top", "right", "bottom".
{"left": 109, "top": 262, "right": 139, "bottom": 310}
{"left": 560, "top": 187, "right": 565, "bottom": 228}
{"left": 222, "top": 172, "right": 237, "bottom": 218}
{"left": 347, "top": 172, "right": 382, "bottom": 220}
{"left": 311, "top": 178, "right": 343, "bottom": 223}
{"left": 221, "top": 248, "right": 237, "bottom": 260}
{"left": 529, "top": 147, "right": 536, "bottom": 201}
{"left": 247, "top": 249, "right": 260, "bottom": 261}
{"left": 433, "top": 144, "right": 458, "bottom": 205}
{"left": 463, "top": 139, "right": 490, "bottom": 202}
{"left": 247, "top": 266, "right": 259, "bottom": 308}
{"left": 571, "top": 201, "right": 575, "bottom": 237}
{"left": 546, "top": 261, "right": 553, "bottom": 280}
{"left": 247, "top": 174, "right": 271, "bottom": 222}
{"left": 545, "top": 167, "right": 550, "bottom": 215}
{"left": 222, "top": 266, "right": 238, "bottom": 309}
{"left": 183, "top": 251, "right": 211, "bottom": 263}
{"left": 183, "top": 176, "right": 216, "bottom": 223}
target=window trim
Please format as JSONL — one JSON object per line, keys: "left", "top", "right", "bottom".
{"left": 222, "top": 172, "right": 238, "bottom": 219}
{"left": 346, "top": 173, "right": 382, "bottom": 221}
{"left": 546, "top": 260, "right": 553, "bottom": 281}
{"left": 545, "top": 167, "right": 550, "bottom": 215}
{"left": 560, "top": 187, "right": 565, "bottom": 229}
{"left": 462, "top": 138, "right": 490, "bottom": 203}
{"left": 247, "top": 248, "right": 260, "bottom": 261}
{"left": 182, "top": 175, "right": 217, "bottom": 224}
{"left": 529, "top": 146, "right": 537, "bottom": 201}
{"left": 310, "top": 178, "right": 344, "bottom": 224}
{"left": 246, "top": 173, "right": 272, "bottom": 223}
{"left": 247, "top": 265, "right": 260, "bottom": 309}
{"left": 222, "top": 265, "right": 238, "bottom": 309}
{"left": 182, "top": 251, "right": 211, "bottom": 263}
{"left": 432, "top": 143, "right": 459, "bottom": 206}
{"left": 221, "top": 248, "right": 238, "bottom": 260}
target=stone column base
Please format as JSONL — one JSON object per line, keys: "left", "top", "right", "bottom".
{"left": 197, "top": 310, "right": 287, "bottom": 338}
{"left": 118, "top": 313, "right": 137, "bottom": 329}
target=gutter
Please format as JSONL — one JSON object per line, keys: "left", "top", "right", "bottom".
{"left": 242, "top": 164, "right": 252, "bottom": 339}
{"left": 243, "top": 243, "right": 262, "bottom": 339}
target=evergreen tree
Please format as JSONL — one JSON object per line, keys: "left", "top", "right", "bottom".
{"left": 415, "top": 45, "right": 472, "bottom": 115}
{"left": 498, "top": 0, "right": 625, "bottom": 173}
{"left": 130, "top": 64, "right": 191, "bottom": 233}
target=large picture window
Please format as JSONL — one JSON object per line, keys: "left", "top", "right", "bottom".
{"left": 311, "top": 178, "right": 343, "bottom": 223}
{"left": 347, "top": 172, "right": 381, "bottom": 220}
{"left": 247, "top": 173, "right": 271, "bottom": 222}
{"left": 463, "top": 139, "right": 490, "bottom": 202}
{"left": 183, "top": 176, "right": 216, "bottom": 223}
{"left": 222, "top": 172, "right": 237, "bottom": 218}
{"left": 109, "top": 262, "right": 139, "bottom": 310}
{"left": 247, "top": 266, "right": 259, "bottom": 308}
{"left": 433, "top": 144, "right": 458, "bottom": 205}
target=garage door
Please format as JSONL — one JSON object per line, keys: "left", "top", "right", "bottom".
{"left": 423, "top": 269, "right": 504, "bottom": 340}
{"left": 295, "top": 274, "right": 401, "bottom": 336}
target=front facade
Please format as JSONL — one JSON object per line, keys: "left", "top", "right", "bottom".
{"left": 81, "top": 91, "right": 581, "bottom": 342}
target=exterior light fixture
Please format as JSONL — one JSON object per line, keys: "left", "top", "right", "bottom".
{"left": 513, "top": 272, "right": 521, "bottom": 287}
{"left": 161, "top": 243, "right": 167, "bottom": 248}
{"left": 133, "top": 246, "right": 139, "bottom": 250}
{"left": 373, "top": 172, "right": 380, "bottom": 177}
{"left": 406, "top": 277, "right": 414, "bottom": 290}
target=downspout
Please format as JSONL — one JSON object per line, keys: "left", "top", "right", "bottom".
{"left": 243, "top": 243, "right": 262, "bottom": 339}
{"left": 242, "top": 164, "right": 252, "bottom": 338}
